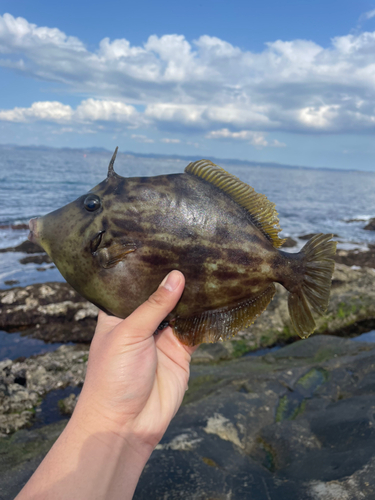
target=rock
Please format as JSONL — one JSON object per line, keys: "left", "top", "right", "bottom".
{"left": 4, "top": 280, "right": 19, "bottom": 286}
{"left": 0, "top": 240, "right": 44, "bottom": 254}
{"left": 344, "top": 218, "right": 367, "bottom": 223}
{"left": 281, "top": 237, "right": 297, "bottom": 248}
{"left": 58, "top": 393, "right": 78, "bottom": 415}
{"left": 134, "top": 336, "right": 375, "bottom": 499}
{"left": 0, "top": 223, "right": 29, "bottom": 230}
{"left": 364, "top": 218, "right": 375, "bottom": 230}
{"left": 0, "top": 421, "right": 67, "bottom": 500}
{"left": 0, "top": 345, "right": 87, "bottom": 435}
{"left": 3, "top": 336, "right": 374, "bottom": 499}
{"left": 19, "top": 254, "right": 52, "bottom": 265}
{"left": 0, "top": 282, "right": 98, "bottom": 343}
{"left": 313, "top": 263, "right": 375, "bottom": 337}
{"left": 298, "top": 232, "right": 317, "bottom": 240}
{"left": 299, "top": 233, "right": 338, "bottom": 240}
{"left": 335, "top": 245, "right": 375, "bottom": 268}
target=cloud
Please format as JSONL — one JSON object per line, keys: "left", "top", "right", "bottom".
{"left": 364, "top": 9, "right": 375, "bottom": 20}
{"left": 0, "top": 98, "right": 141, "bottom": 126}
{"left": 75, "top": 99, "right": 139, "bottom": 124}
{"left": 2, "top": 12, "right": 375, "bottom": 136}
{"left": 0, "top": 101, "right": 72, "bottom": 122}
{"left": 161, "top": 138, "right": 180, "bottom": 143}
{"left": 131, "top": 134, "right": 154, "bottom": 143}
{"left": 206, "top": 128, "right": 286, "bottom": 148}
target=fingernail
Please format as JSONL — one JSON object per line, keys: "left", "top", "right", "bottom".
{"left": 160, "top": 271, "right": 181, "bottom": 292}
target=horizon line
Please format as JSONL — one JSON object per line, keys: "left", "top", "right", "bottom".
{"left": 0, "top": 142, "right": 371, "bottom": 175}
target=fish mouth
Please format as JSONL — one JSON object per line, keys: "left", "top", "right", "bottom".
{"left": 28, "top": 218, "right": 40, "bottom": 243}
{"left": 90, "top": 230, "right": 105, "bottom": 254}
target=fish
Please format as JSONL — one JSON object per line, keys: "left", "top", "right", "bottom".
{"left": 28, "top": 148, "right": 337, "bottom": 346}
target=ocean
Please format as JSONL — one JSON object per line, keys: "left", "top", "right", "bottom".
{"left": 1, "top": 146, "right": 375, "bottom": 290}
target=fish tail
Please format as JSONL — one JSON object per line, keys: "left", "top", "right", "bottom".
{"left": 287, "top": 234, "right": 337, "bottom": 339}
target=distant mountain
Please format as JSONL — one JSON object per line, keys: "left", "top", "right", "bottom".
{"left": 0, "top": 143, "right": 360, "bottom": 173}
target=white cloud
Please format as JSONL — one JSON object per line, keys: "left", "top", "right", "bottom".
{"left": 0, "top": 101, "right": 72, "bottom": 122}
{"left": 357, "top": 8, "right": 375, "bottom": 27}
{"left": 51, "top": 126, "right": 97, "bottom": 135}
{"left": 75, "top": 99, "right": 139, "bottom": 124}
{"left": 161, "top": 138, "right": 180, "bottom": 143}
{"left": 0, "top": 99, "right": 141, "bottom": 127}
{"left": 271, "top": 139, "right": 286, "bottom": 148}
{"left": 206, "top": 128, "right": 286, "bottom": 148}
{"left": 365, "top": 9, "right": 375, "bottom": 20}
{"left": 2, "top": 12, "right": 375, "bottom": 136}
{"left": 131, "top": 134, "right": 154, "bottom": 143}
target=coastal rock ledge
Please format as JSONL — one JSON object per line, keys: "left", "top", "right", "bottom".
{"left": 1, "top": 335, "right": 375, "bottom": 499}
{"left": 0, "top": 282, "right": 98, "bottom": 343}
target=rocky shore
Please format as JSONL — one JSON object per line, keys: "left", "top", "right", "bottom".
{"left": 2, "top": 335, "right": 375, "bottom": 499}
{"left": 1, "top": 235, "right": 375, "bottom": 498}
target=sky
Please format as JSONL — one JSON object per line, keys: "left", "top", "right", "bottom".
{"left": 1, "top": 0, "right": 375, "bottom": 170}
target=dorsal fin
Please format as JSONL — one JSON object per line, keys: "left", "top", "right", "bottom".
{"left": 185, "top": 159, "right": 285, "bottom": 248}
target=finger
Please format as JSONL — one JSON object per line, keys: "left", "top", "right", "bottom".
{"left": 121, "top": 270, "right": 185, "bottom": 340}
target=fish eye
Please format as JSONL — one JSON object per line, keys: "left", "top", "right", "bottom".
{"left": 84, "top": 194, "right": 101, "bottom": 212}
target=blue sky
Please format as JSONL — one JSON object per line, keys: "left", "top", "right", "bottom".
{"left": 1, "top": 0, "right": 375, "bottom": 170}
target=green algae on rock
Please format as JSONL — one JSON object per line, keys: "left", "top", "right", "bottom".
{"left": 28, "top": 149, "right": 336, "bottom": 345}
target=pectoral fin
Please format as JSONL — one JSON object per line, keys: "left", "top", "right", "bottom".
{"left": 96, "top": 243, "right": 136, "bottom": 269}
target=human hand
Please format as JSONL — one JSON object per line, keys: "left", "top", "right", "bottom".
{"left": 16, "top": 271, "right": 194, "bottom": 500}
{"left": 72, "top": 270, "right": 195, "bottom": 451}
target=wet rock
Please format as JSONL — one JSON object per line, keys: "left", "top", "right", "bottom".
{"left": 298, "top": 232, "right": 317, "bottom": 240}
{"left": 0, "top": 345, "right": 88, "bottom": 435}
{"left": 281, "top": 237, "right": 297, "bottom": 248}
{"left": 299, "top": 233, "right": 338, "bottom": 240}
{"left": 344, "top": 216, "right": 375, "bottom": 230}
{"left": 58, "top": 393, "right": 78, "bottom": 415}
{"left": 0, "top": 240, "right": 44, "bottom": 254}
{"left": 19, "top": 254, "right": 52, "bottom": 265}
{"left": 335, "top": 245, "right": 375, "bottom": 268}
{"left": 0, "top": 282, "right": 98, "bottom": 343}
{"left": 134, "top": 336, "right": 375, "bottom": 499}
{"left": 364, "top": 218, "right": 375, "bottom": 230}
{"left": 344, "top": 218, "right": 367, "bottom": 223}
{"left": 2, "top": 336, "right": 375, "bottom": 499}
{"left": 0, "top": 223, "right": 29, "bottom": 230}
{"left": 0, "top": 421, "right": 67, "bottom": 500}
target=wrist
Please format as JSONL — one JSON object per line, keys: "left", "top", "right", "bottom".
{"left": 59, "top": 413, "right": 152, "bottom": 500}
{"left": 68, "top": 406, "right": 154, "bottom": 465}
{"left": 16, "top": 409, "right": 152, "bottom": 500}
{"left": 72, "top": 393, "right": 157, "bottom": 451}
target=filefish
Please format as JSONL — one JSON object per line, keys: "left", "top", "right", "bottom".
{"left": 28, "top": 148, "right": 336, "bottom": 346}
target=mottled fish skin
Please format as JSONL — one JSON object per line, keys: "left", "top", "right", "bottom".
{"left": 33, "top": 154, "right": 336, "bottom": 345}
{"left": 38, "top": 172, "right": 286, "bottom": 320}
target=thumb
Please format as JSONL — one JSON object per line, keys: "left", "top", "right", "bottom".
{"left": 121, "top": 270, "right": 185, "bottom": 340}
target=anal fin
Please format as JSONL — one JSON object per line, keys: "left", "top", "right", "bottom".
{"left": 172, "top": 285, "right": 276, "bottom": 346}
